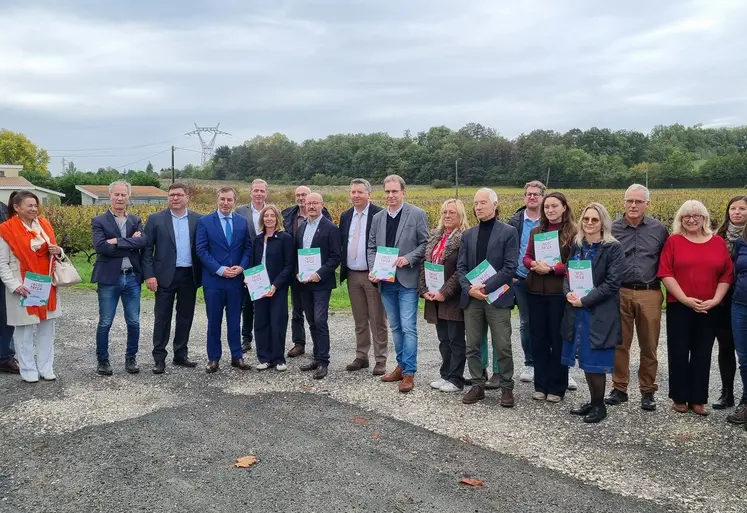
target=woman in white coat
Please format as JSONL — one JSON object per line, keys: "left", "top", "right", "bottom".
{"left": 0, "top": 190, "right": 63, "bottom": 383}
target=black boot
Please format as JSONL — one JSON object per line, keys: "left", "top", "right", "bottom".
{"left": 583, "top": 404, "right": 608, "bottom": 423}
{"left": 713, "top": 390, "right": 735, "bottom": 410}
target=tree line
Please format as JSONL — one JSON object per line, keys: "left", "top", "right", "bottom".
{"left": 170, "top": 123, "right": 747, "bottom": 189}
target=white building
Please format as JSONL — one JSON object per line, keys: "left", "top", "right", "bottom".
{"left": 76, "top": 185, "right": 168, "bottom": 205}
{"left": 0, "top": 165, "right": 66, "bottom": 204}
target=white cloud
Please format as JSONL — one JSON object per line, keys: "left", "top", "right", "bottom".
{"left": 0, "top": 0, "right": 746, "bottom": 170}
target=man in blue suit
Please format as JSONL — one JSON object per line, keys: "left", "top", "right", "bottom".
{"left": 196, "top": 187, "right": 253, "bottom": 373}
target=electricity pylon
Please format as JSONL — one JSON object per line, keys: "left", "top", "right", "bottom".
{"left": 185, "top": 123, "right": 231, "bottom": 165}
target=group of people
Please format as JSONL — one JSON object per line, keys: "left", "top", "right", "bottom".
{"left": 0, "top": 176, "right": 745, "bottom": 428}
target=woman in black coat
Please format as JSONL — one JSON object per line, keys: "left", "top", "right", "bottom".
{"left": 561, "top": 203, "right": 623, "bottom": 423}
{"left": 249, "top": 205, "right": 294, "bottom": 371}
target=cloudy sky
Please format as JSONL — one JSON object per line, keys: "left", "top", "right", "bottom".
{"left": 1, "top": 0, "right": 746, "bottom": 174}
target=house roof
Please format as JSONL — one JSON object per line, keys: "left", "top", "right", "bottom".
{"left": 0, "top": 176, "right": 66, "bottom": 196}
{"left": 76, "top": 185, "right": 168, "bottom": 199}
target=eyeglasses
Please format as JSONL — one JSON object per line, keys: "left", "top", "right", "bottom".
{"left": 582, "top": 217, "right": 600, "bottom": 224}
{"left": 683, "top": 214, "right": 703, "bottom": 221}
{"left": 525, "top": 193, "right": 542, "bottom": 198}
{"left": 306, "top": 201, "right": 321, "bottom": 206}
{"left": 168, "top": 193, "right": 186, "bottom": 198}
{"left": 624, "top": 199, "right": 647, "bottom": 206}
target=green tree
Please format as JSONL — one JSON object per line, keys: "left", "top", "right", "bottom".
{"left": 0, "top": 129, "right": 51, "bottom": 173}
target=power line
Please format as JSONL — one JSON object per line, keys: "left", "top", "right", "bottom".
{"left": 46, "top": 139, "right": 177, "bottom": 152}
{"left": 185, "top": 123, "right": 231, "bottom": 165}
{"left": 113, "top": 148, "right": 171, "bottom": 170}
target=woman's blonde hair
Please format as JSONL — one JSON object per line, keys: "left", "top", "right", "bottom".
{"left": 574, "top": 202, "right": 617, "bottom": 246}
{"left": 258, "top": 204, "right": 284, "bottom": 233}
{"left": 437, "top": 199, "right": 470, "bottom": 232}
{"left": 672, "top": 200, "right": 712, "bottom": 236}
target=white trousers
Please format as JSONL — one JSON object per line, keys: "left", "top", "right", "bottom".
{"left": 15, "top": 319, "right": 56, "bottom": 381}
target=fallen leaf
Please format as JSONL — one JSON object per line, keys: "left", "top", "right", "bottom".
{"left": 234, "top": 455, "right": 259, "bottom": 468}
{"left": 299, "top": 385, "right": 314, "bottom": 391}
{"left": 460, "top": 435, "right": 474, "bottom": 444}
{"left": 371, "top": 432, "right": 381, "bottom": 440}
{"left": 675, "top": 434, "right": 692, "bottom": 442}
{"left": 352, "top": 417, "right": 368, "bottom": 425}
{"left": 459, "top": 478, "right": 485, "bottom": 488}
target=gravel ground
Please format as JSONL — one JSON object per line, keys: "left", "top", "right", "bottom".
{"left": 0, "top": 290, "right": 745, "bottom": 513}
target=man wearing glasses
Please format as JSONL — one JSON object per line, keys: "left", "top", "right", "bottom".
{"left": 142, "top": 183, "right": 203, "bottom": 374}
{"left": 607, "top": 184, "right": 669, "bottom": 411}
{"left": 508, "top": 180, "right": 545, "bottom": 385}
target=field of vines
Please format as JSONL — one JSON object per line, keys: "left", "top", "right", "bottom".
{"left": 44, "top": 184, "right": 747, "bottom": 256}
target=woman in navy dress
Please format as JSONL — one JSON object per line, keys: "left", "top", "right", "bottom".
{"left": 561, "top": 203, "right": 624, "bottom": 423}
{"left": 249, "top": 205, "right": 294, "bottom": 371}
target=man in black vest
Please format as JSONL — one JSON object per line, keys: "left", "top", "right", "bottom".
{"left": 0, "top": 199, "right": 18, "bottom": 374}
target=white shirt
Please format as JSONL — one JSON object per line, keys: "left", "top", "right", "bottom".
{"left": 251, "top": 203, "right": 264, "bottom": 234}
{"left": 388, "top": 204, "right": 403, "bottom": 218}
{"left": 303, "top": 216, "right": 322, "bottom": 249}
{"left": 347, "top": 204, "right": 370, "bottom": 271}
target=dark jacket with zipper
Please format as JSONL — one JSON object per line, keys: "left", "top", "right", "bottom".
{"left": 560, "top": 240, "right": 624, "bottom": 350}
{"left": 418, "top": 228, "right": 464, "bottom": 323}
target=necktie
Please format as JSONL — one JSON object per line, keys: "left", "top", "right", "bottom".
{"left": 224, "top": 217, "right": 232, "bottom": 245}
{"left": 348, "top": 212, "right": 361, "bottom": 261}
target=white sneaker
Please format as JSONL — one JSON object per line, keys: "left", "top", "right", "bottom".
{"left": 567, "top": 373, "right": 578, "bottom": 391}
{"left": 520, "top": 366, "right": 535, "bottom": 382}
{"left": 256, "top": 363, "right": 270, "bottom": 371}
{"left": 275, "top": 363, "right": 288, "bottom": 372}
{"left": 439, "top": 382, "right": 461, "bottom": 393}
{"left": 430, "top": 378, "right": 448, "bottom": 390}
{"left": 532, "top": 391, "right": 546, "bottom": 401}
{"left": 41, "top": 374, "right": 57, "bottom": 381}
{"left": 546, "top": 394, "right": 562, "bottom": 403}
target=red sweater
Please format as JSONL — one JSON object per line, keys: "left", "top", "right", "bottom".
{"left": 522, "top": 223, "right": 567, "bottom": 275}
{"left": 657, "top": 234, "right": 733, "bottom": 303}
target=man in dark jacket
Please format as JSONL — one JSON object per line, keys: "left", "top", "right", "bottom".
{"left": 91, "top": 181, "right": 148, "bottom": 376}
{"left": 281, "top": 185, "right": 331, "bottom": 358}
{"left": 506, "top": 180, "right": 545, "bottom": 385}
{"left": 0, "top": 200, "right": 18, "bottom": 374}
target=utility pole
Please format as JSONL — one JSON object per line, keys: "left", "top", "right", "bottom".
{"left": 455, "top": 159, "right": 459, "bottom": 199}
{"left": 545, "top": 166, "right": 550, "bottom": 188}
{"left": 185, "top": 122, "right": 231, "bottom": 165}
{"left": 645, "top": 168, "right": 649, "bottom": 189}
{"left": 171, "top": 146, "right": 175, "bottom": 184}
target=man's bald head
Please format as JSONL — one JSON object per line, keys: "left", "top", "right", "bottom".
{"left": 295, "top": 186, "right": 311, "bottom": 208}
{"left": 306, "top": 192, "right": 324, "bottom": 221}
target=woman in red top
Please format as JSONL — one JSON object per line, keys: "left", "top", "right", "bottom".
{"left": 658, "top": 200, "right": 733, "bottom": 416}
{"left": 523, "top": 192, "right": 578, "bottom": 403}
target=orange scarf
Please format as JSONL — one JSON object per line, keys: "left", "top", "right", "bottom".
{"left": 0, "top": 216, "right": 57, "bottom": 320}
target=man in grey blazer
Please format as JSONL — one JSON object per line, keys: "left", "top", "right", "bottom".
{"left": 234, "top": 178, "right": 268, "bottom": 353}
{"left": 367, "top": 175, "right": 428, "bottom": 393}
{"left": 457, "top": 188, "right": 519, "bottom": 407}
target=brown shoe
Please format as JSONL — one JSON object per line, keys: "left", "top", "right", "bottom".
{"left": 399, "top": 375, "right": 414, "bottom": 393}
{"left": 381, "top": 365, "right": 403, "bottom": 382}
{"left": 205, "top": 361, "right": 219, "bottom": 373}
{"left": 671, "top": 402, "right": 688, "bottom": 413}
{"left": 287, "top": 344, "right": 305, "bottom": 358}
{"left": 231, "top": 358, "right": 251, "bottom": 370}
{"left": 690, "top": 403, "right": 709, "bottom": 416}
{"left": 345, "top": 358, "right": 369, "bottom": 372}
{"left": 0, "top": 358, "right": 20, "bottom": 374}
{"left": 727, "top": 404, "right": 747, "bottom": 424}
{"left": 372, "top": 362, "right": 386, "bottom": 376}
{"left": 500, "top": 388, "right": 515, "bottom": 408}
{"left": 462, "top": 386, "right": 485, "bottom": 404}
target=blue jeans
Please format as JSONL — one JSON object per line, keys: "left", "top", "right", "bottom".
{"left": 0, "top": 324, "right": 14, "bottom": 363}
{"left": 512, "top": 277, "right": 533, "bottom": 366}
{"left": 96, "top": 273, "right": 141, "bottom": 361}
{"left": 731, "top": 302, "right": 747, "bottom": 404}
{"left": 380, "top": 281, "right": 419, "bottom": 375}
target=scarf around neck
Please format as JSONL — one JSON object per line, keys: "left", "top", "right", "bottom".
{"left": 725, "top": 222, "right": 745, "bottom": 253}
